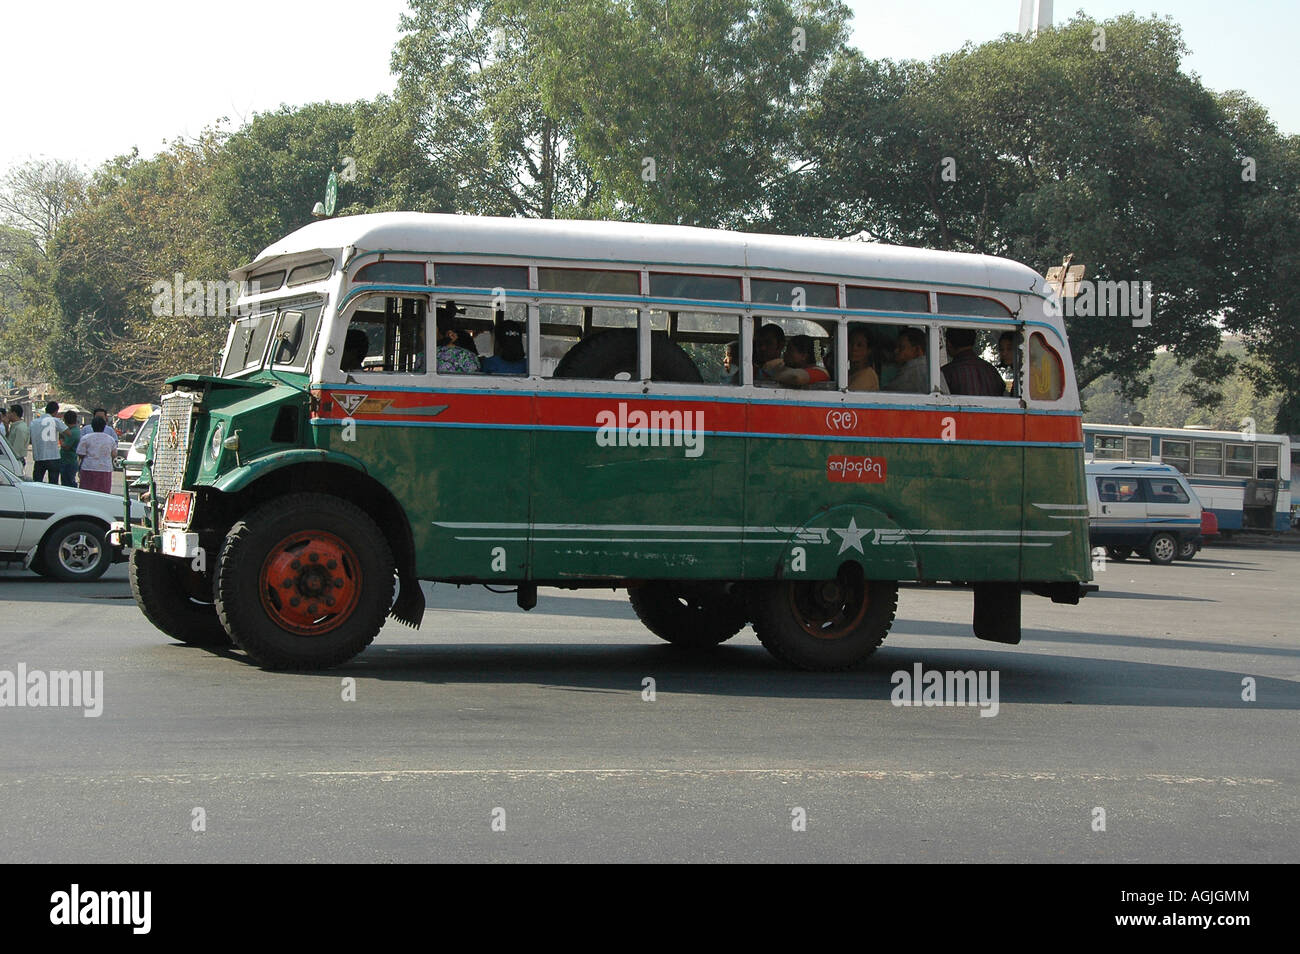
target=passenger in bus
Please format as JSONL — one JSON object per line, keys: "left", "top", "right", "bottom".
{"left": 340, "top": 328, "right": 369, "bottom": 372}
{"left": 941, "top": 328, "right": 1007, "bottom": 396}
{"left": 770, "top": 334, "right": 830, "bottom": 388}
{"left": 436, "top": 300, "right": 481, "bottom": 374}
{"left": 753, "top": 323, "right": 786, "bottom": 382}
{"left": 885, "top": 327, "right": 948, "bottom": 393}
{"left": 997, "top": 331, "right": 1021, "bottom": 396}
{"left": 721, "top": 341, "right": 740, "bottom": 384}
{"left": 482, "top": 321, "right": 527, "bottom": 374}
{"left": 848, "top": 326, "right": 880, "bottom": 391}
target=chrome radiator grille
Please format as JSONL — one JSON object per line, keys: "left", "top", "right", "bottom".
{"left": 152, "top": 391, "right": 197, "bottom": 500}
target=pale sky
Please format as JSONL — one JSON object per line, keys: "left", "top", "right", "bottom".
{"left": 2, "top": 0, "right": 1295, "bottom": 175}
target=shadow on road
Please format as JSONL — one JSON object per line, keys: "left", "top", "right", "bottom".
{"left": 157, "top": 630, "right": 1300, "bottom": 711}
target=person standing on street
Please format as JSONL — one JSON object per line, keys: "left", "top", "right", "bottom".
{"left": 5, "top": 405, "right": 30, "bottom": 477}
{"left": 82, "top": 408, "right": 112, "bottom": 439}
{"left": 31, "top": 400, "right": 68, "bottom": 483}
{"left": 58, "top": 410, "right": 81, "bottom": 487}
{"left": 77, "top": 418, "right": 116, "bottom": 493}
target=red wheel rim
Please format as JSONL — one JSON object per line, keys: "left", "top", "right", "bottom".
{"left": 259, "top": 530, "right": 363, "bottom": 636}
{"left": 787, "top": 578, "right": 869, "bottom": 640}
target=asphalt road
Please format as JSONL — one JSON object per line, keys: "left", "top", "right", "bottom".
{"left": 0, "top": 545, "right": 1296, "bottom": 863}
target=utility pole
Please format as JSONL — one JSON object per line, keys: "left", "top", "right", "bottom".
{"left": 1019, "top": 0, "right": 1053, "bottom": 37}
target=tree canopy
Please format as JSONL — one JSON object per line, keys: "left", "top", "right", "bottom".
{"left": 0, "top": 6, "right": 1295, "bottom": 431}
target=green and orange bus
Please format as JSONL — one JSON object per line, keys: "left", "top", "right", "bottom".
{"left": 122, "top": 213, "right": 1093, "bottom": 670}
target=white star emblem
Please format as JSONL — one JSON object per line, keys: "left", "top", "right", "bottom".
{"left": 832, "top": 517, "right": 869, "bottom": 555}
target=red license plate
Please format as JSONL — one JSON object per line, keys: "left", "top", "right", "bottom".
{"left": 163, "top": 491, "right": 195, "bottom": 527}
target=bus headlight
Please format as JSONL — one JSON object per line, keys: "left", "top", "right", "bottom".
{"left": 209, "top": 422, "right": 225, "bottom": 459}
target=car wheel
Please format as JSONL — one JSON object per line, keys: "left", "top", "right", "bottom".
{"left": 1176, "top": 538, "right": 1197, "bottom": 560}
{"left": 1147, "top": 532, "right": 1177, "bottom": 565}
{"left": 215, "top": 493, "right": 395, "bottom": 670}
{"left": 40, "top": 520, "right": 112, "bottom": 582}
{"left": 1105, "top": 547, "right": 1132, "bottom": 562}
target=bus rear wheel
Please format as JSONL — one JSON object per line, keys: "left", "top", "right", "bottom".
{"left": 130, "top": 549, "right": 231, "bottom": 646}
{"left": 629, "top": 582, "right": 747, "bottom": 648}
{"left": 754, "top": 573, "right": 898, "bottom": 671}
{"left": 214, "top": 493, "right": 395, "bottom": 670}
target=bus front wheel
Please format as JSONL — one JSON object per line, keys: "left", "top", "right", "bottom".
{"left": 754, "top": 574, "right": 898, "bottom": 671}
{"left": 214, "top": 493, "right": 395, "bottom": 670}
{"left": 629, "top": 582, "right": 747, "bottom": 648}
{"left": 129, "top": 549, "right": 231, "bottom": 646}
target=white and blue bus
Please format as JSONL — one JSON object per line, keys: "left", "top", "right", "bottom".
{"left": 1083, "top": 423, "right": 1292, "bottom": 533}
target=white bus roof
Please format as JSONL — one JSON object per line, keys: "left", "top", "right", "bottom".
{"left": 1084, "top": 422, "right": 1289, "bottom": 444}
{"left": 238, "top": 212, "right": 1047, "bottom": 299}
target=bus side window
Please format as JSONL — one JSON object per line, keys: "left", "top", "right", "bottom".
{"left": 1028, "top": 332, "right": 1065, "bottom": 401}
{"left": 751, "top": 316, "right": 834, "bottom": 390}
{"left": 435, "top": 299, "right": 528, "bottom": 376}
{"left": 541, "top": 303, "right": 642, "bottom": 379}
{"left": 937, "top": 325, "right": 1014, "bottom": 397}
{"left": 667, "top": 311, "right": 742, "bottom": 386}
{"left": 345, "top": 295, "right": 427, "bottom": 374}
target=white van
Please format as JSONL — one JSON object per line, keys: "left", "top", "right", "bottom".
{"left": 1085, "top": 462, "right": 1203, "bottom": 565}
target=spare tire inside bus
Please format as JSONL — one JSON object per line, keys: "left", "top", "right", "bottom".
{"left": 553, "top": 328, "right": 703, "bottom": 383}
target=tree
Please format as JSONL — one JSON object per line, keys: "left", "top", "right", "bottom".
{"left": 512, "top": 0, "right": 850, "bottom": 227}
{"left": 46, "top": 135, "right": 233, "bottom": 404}
{"left": 393, "top": 0, "right": 598, "bottom": 218}
{"left": 209, "top": 98, "right": 454, "bottom": 262}
{"left": 779, "top": 14, "right": 1274, "bottom": 403}
{"left": 0, "top": 160, "right": 89, "bottom": 387}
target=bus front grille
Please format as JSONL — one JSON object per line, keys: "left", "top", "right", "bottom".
{"left": 152, "top": 392, "right": 197, "bottom": 501}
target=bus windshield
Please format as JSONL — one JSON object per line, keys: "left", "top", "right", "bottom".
{"left": 220, "top": 298, "right": 323, "bottom": 376}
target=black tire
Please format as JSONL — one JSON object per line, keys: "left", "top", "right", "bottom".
{"left": 1147, "top": 532, "right": 1177, "bottom": 565}
{"left": 1106, "top": 546, "right": 1132, "bottom": 562}
{"left": 214, "top": 493, "right": 394, "bottom": 670}
{"left": 1176, "top": 538, "right": 1197, "bottom": 560}
{"left": 129, "top": 548, "right": 231, "bottom": 646}
{"left": 39, "top": 519, "right": 112, "bottom": 582}
{"left": 754, "top": 571, "right": 898, "bottom": 671}
{"left": 553, "top": 328, "right": 703, "bottom": 383}
{"left": 629, "top": 582, "right": 747, "bottom": 648}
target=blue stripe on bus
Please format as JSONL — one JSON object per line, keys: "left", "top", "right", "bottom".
{"left": 318, "top": 382, "right": 1082, "bottom": 416}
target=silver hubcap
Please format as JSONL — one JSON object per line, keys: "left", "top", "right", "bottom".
{"left": 1153, "top": 538, "right": 1175, "bottom": 561}
{"left": 58, "top": 532, "right": 102, "bottom": 572}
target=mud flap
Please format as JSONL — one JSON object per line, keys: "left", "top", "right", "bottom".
{"left": 973, "top": 582, "right": 1021, "bottom": 644}
{"left": 388, "top": 566, "right": 425, "bottom": 628}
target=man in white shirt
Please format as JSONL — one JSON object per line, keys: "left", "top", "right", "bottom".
{"left": 31, "top": 400, "right": 69, "bottom": 483}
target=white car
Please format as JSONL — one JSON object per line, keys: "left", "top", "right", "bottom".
{"left": 0, "top": 438, "right": 144, "bottom": 581}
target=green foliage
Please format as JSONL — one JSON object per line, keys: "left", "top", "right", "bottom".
{"left": 1, "top": 3, "right": 1295, "bottom": 425}
{"left": 1082, "top": 339, "right": 1285, "bottom": 433}
{"left": 778, "top": 14, "right": 1298, "bottom": 407}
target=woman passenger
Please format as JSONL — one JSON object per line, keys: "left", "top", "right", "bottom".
{"left": 848, "top": 326, "right": 880, "bottom": 391}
